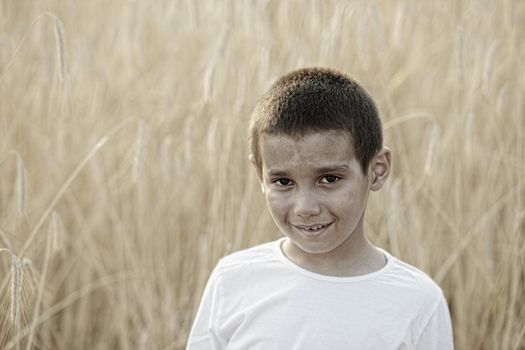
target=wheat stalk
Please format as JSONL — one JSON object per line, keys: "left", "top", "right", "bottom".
{"left": 160, "top": 135, "right": 174, "bottom": 184}
{"left": 52, "top": 16, "right": 66, "bottom": 84}
{"left": 132, "top": 120, "right": 149, "bottom": 184}
{"left": 424, "top": 123, "right": 440, "bottom": 174}
{"left": 15, "top": 154, "right": 26, "bottom": 217}
{"left": 25, "top": 219, "right": 53, "bottom": 350}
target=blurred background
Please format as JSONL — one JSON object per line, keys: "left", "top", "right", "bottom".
{"left": 0, "top": 0, "right": 524, "bottom": 349}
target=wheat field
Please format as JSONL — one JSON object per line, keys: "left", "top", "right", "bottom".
{"left": 0, "top": 0, "right": 524, "bottom": 349}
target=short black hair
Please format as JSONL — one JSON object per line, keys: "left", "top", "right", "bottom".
{"left": 249, "top": 67, "right": 383, "bottom": 172}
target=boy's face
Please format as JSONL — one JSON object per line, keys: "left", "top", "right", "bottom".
{"left": 253, "top": 130, "right": 390, "bottom": 260}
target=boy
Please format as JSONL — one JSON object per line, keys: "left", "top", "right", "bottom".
{"left": 186, "top": 67, "right": 453, "bottom": 349}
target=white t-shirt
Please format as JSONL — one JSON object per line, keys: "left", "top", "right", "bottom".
{"left": 187, "top": 238, "right": 453, "bottom": 350}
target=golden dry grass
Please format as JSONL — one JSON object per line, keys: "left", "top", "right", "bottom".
{"left": 0, "top": 0, "right": 524, "bottom": 349}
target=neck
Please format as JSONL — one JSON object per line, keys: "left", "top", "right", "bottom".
{"left": 282, "top": 223, "right": 386, "bottom": 277}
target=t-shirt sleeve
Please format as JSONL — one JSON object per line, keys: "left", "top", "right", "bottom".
{"left": 414, "top": 294, "right": 454, "bottom": 350}
{"left": 186, "top": 267, "right": 225, "bottom": 350}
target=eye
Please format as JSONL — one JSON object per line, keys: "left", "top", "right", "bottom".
{"left": 320, "top": 175, "right": 341, "bottom": 184}
{"left": 272, "top": 178, "right": 293, "bottom": 186}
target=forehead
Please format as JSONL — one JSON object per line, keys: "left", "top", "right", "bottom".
{"left": 260, "top": 131, "right": 357, "bottom": 171}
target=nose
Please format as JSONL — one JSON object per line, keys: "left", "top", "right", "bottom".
{"left": 293, "top": 188, "right": 321, "bottom": 218}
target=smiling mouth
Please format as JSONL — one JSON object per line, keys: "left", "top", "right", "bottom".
{"left": 294, "top": 222, "right": 333, "bottom": 235}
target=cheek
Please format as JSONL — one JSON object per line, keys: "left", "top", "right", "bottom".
{"left": 265, "top": 192, "right": 289, "bottom": 217}
{"left": 329, "top": 187, "right": 365, "bottom": 212}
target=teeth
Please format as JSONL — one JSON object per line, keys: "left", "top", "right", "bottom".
{"left": 304, "top": 224, "right": 326, "bottom": 231}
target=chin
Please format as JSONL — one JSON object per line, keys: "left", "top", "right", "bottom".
{"left": 289, "top": 238, "right": 337, "bottom": 255}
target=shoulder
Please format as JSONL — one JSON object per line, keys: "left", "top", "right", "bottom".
{"left": 385, "top": 251, "right": 442, "bottom": 291}
{"left": 378, "top": 251, "right": 450, "bottom": 343}
{"left": 208, "top": 239, "right": 288, "bottom": 300}
{"left": 214, "top": 239, "right": 281, "bottom": 277}
{"left": 381, "top": 251, "right": 444, "bottom": 311}
{"left": 384, "top": 256, "right": 454, "bottom": 348}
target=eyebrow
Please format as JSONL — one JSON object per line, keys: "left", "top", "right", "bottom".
{"left": 268, "top": 165, "right": 350, "bottom": 176}
{"left": 316, "top": 165, "right": 350, "bottom": 173}
{"left": 268, "top": 169, "right": 289, "bottom": 177}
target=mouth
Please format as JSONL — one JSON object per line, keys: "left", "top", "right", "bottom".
{"left": 293, "top": 222, "right": 333, "bottom": 236}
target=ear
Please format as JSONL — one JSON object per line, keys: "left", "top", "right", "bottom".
{"left": 249, "top": 154, "right": 265, "bottom": 192}
{"left": 370, "top": 147, "right": 391, "bottom": 191}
